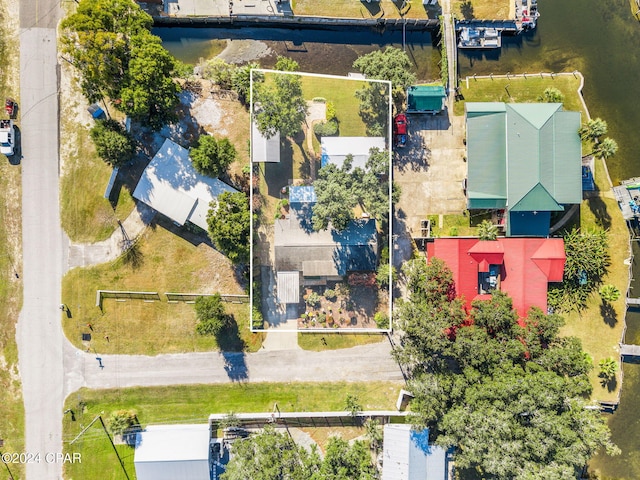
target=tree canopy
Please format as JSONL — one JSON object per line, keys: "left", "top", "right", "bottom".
{"left": 206, "top": 192, "right": 250, "bottom": 265}
{"left": 190, "top": 135, "right": 236, "bottom": 177}
{"left": 221, "top": 426, "right": 376, "bottom": 480}
{"left": 393, "top": 258, "right": 618, "bottom": 479}
{"left": 352, "top": 47, "right": 416, "bottom": 94}
{"left": 61, "top": 0, "right": 179, "bottom": 129}
{"left": 194, "top": 294, "right": 231, "bottom": 336}
{"left": 254, "top": 56, "right": 308, "bottom": 139}
{"left": 311, "top": 149, "right": 390, "bottom": 232}
{"left": 89, "top": 119, "right": 135, "bottom": 167}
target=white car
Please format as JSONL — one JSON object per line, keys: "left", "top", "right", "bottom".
{"left": 0, "top": 119, "right": 14, "bottom": 156}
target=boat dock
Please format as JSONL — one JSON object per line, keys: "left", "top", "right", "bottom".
{"left": 620, "top": 344, "right": 640, "bottom": 357}
{"left": 613, "top": 178, "right": 640, "bottom": 221}
{"left": 627, "top": 297, "right": 640, "bottom": 306}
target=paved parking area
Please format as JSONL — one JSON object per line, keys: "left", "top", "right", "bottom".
{"left": 394, "top": 110, "right": 467, "bottom": 236}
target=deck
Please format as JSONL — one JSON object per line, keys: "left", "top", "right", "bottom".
{"left": 620, "top": 344, "right": 640, "bottom": 357}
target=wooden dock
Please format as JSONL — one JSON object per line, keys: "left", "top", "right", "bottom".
{"left": 620, "top": 344, "right": 640, "bottom": 357}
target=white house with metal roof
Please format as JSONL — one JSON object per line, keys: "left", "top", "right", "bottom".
{"left": 320, "top": 136, "right": 385, "bottom": 170}
{"left": 382, "top": 424, "right": 448, "bottom": 480}
{"left": 251, "top": 121, "right": 280, "bottom": 163}
{"left": 134, "top": 424, "right": 211, "bottom": 480}
{"left": 133, "top": 138, "right": 238, "bottom": 231}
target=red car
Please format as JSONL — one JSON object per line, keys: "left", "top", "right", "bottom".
{"left": 393, "top": 113, "right": 408, "bottom": 147}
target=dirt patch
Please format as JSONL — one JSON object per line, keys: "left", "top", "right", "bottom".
{"left": 217, "top": 39, "right": 273, "bottom": 64}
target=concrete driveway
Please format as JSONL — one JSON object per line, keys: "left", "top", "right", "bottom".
{"left": 394, "top": 111, "right": 467, "bottom": 235}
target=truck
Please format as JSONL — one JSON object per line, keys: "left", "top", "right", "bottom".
{"left": 0, "top": 119, "right": 14, "bottom": 156}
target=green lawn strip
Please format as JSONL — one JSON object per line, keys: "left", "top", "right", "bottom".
{"left": 59, "top": 113, "right": 135, "bottom": 243}
{"left": 63, "top": 382, "right": 403, "bottom": 478}
{"left": 452, "top": 0, "right": 511, "bottom": 20}
{"left": 300, "top": 76, "right": 368, "bottom": 137}
{"left": 454, "top": 75, "right": 586, "bottom": 117}
{"left": 0, "top": 2, "right": 24, "bottom": 476}
{"left": 297, "top": 332, "right": 386, "bottom": 350}
{"left": 62, "top": 226, "right": 262, "bottom": 354}
{"left": 559, "top": 158, "right": 628, "bottom": 403}
{"left": 293, "top": 0, "right": 431, "bottom": 19}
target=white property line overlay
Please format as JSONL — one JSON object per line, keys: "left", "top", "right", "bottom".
{"left": 249, "top": 69, "right": 393, "bottom": 333}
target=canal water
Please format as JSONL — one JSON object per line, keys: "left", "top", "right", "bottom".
{"left": 157, "top": 2, "right": 640, "bottom": 474}
{"left": 155, "top": 26, "right": 441, "bottom": 83}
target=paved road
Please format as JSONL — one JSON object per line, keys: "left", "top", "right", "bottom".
{"left": 63, "top": 340, "right": 404, "bottom": 395}
{"left": 18, "top": 1, "right": 63, "bottom": 479}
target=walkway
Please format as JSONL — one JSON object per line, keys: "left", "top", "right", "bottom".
{"left": 66, "top": 202, "right": 156, "bottom": 270}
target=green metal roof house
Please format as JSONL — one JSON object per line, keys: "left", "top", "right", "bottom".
{"left": 406, "top": 85, "right": 447, "bottom": 114}
{"left": 465, "top": 102, "right": 581, "bottom": 236}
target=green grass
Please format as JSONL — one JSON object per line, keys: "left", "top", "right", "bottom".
{"left": 0, "top": 1, "right": 25, "bottom": 476}
{"left": 293, "top": 0, "right": 432, "bottom": 19}
{"left": 60, "top": 113, "right": 135, "bottom": 243}
{"left": 63, "top": 382, "right": 403, "bottom": 479}
{"left": 62, "top": 226, "right": 263, "bottom": 354}
{"left": 454, "top": 74, "right": 586, "bottom": 117}
{"left": 301, "top": 76, "right": 369, "bottom": 137}
{"left": 427, "top": 212, "right": 485, "bottom": 237}
{"left": 452, "top": 0, "right": 511, "bottom": 20}
{"left": 297, "top": 332, "right": 386, "bottom": 350}
{"left": 559, "top": 157, "right": 628, "bottom": 403}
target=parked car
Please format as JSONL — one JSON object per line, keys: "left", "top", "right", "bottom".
{"left": 0, "top": 119, "right": 15, "bottom": 156}
{"left": 393, "top": 113, "right": 408, "bottom": 148}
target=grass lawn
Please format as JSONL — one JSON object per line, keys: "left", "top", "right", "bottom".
{"left": 218, "top": 99, "right": 251, "bottom": 180}
{"left": 0, "top": 1, "right": 24, "bottom": 476}
{"left": 559, "top": 157, "right": 628, "bottom": 403}
{"left": 63, "top": 382, "right": 403, "bottom": 478}
{"left": 453, "top": 74, "right": 586, "bottom": 117}
{"left": 293, "top": 0, "right": 432, "bottom": 19}
{"left": 458, "top": 73, "right": 627, "bottom": 402}
{"left": 298, "top": 332, "right": 386, "bottom": 350}
{"left": 59, "top": 62, "right": 135, "bottom": 243}
{"left": 452, "top": 0, "right": 511, "bottom": 20}
{"left": 300, "top": 76, "right": 369, "bottom": 137}
{"left": 62, "top": 225, "right": 263, "bottom": 354}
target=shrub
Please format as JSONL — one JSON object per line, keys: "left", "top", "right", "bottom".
{"left": 90, "top": 119, "right": 135, "bottom": 167}
{"left": 108, "top": 409, "right": 137, "bottom": 435}
{"left": 374, "top": 311, "right": 390, "bottom": 329}
{"left": 313, "top": 119, "right": 339, "bottom": 136}
{"left": 326, "top": 101, "right": 337, "bottom": 121}
{"left": 306, "top": 291, "right": 321, "bottom": 308}
{"left": 195, "top": 294, "right": 231, "bottom": 336}
{"left": 324, "top": 288, "right": 337, "bottom": 300}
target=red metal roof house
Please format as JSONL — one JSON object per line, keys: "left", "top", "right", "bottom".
{"left": 426, "top": 237, "right": 565, "bottom": 318}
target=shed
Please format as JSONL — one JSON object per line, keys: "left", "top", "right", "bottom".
{"left": 277, "top": 271, "right": 300, "bottom": 304}
{"left": 134, "top": 424, "right": 210, "bottom": 480}
{"left": 382, "top": 424, "right": 448, "bottom": 480}
{"left": 133, "top": 139, "right": 238, "bottom": 231}
{"left": 320, "top": 137, "right": 386, "bottom": 170}
{"left": 251, "top": 121, "right": 280, "bottom": 163}
{"left": 406, "top": 85, "right": 447, "bottom": 114}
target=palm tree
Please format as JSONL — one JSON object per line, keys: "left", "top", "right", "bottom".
{"left": 598, "top": 357, "right": 618, "bottom": 380}
{"left": 478, "top": 219, "right": 498, "bottom": 241}
{"left": 593, "top": 137, "right": 618, "bottom": 160}
{"left": 579, "top": 117, "right": 608, "bottom": 141}
{"left": 599, "top": 284, "right": 621, "bottom": 303}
